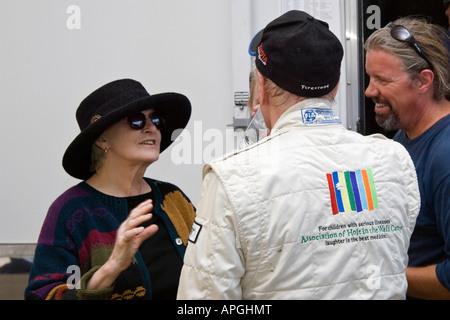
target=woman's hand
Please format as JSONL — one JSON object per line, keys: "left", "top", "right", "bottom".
{"left": 86, "top": 199, "right": 158, "bottom": 290}
{"left": 113, "top": 199, "right": 158, "bottom": 264}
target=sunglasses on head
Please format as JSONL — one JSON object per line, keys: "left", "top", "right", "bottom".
{"left": 126, "top": 112, "right": 166, "bottom": 130}
{"left": 387, "top": 22, "right": 434, "bottom": 71}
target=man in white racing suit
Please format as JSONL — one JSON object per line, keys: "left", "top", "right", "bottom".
{"left": 177, "top": 10, "right": 420, "bottom": 300}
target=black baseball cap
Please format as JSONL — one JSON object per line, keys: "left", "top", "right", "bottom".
{"left": 253, "top": 10, "right": 344, "bottom": 98}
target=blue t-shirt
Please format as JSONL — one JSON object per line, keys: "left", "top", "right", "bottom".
{"left": 394, "top": 115, "right": 450, "bottom": 291}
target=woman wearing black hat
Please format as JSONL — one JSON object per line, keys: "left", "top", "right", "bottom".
{"left": 25, "top": 79, "right": 196, "bottom": 300}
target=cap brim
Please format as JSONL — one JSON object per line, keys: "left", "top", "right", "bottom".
{"left": 249, "top": 29, "right": 264, "bottom": 56}
{"left": 62, "top": 92, "right": 191, "bottom": 180}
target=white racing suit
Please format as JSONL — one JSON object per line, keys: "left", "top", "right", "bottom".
{"left": 177, "top": 98, "right": 420, "bottom": 300}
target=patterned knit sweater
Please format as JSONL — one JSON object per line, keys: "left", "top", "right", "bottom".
{"left": 25, "top": 178, "right": 196, "bottom": 300}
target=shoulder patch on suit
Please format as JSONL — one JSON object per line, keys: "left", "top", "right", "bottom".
{"left": 189, "top": 221, "right": 203, "bottom": 243}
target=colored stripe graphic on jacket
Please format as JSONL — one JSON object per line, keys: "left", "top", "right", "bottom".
{"left": 326, "top": 169, "right": 378, "bottom": 215}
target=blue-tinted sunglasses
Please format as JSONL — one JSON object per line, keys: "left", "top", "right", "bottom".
{"left": 127, "top": 112, "right": 166, "bottom": 130}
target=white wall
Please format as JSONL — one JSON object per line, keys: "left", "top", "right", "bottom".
{"left": 0, "top": 0, "right": 352, "bottom": 245}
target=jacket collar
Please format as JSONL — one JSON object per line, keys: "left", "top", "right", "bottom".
{"left": 271, "top": 98, "right": 341, "bottom": 133}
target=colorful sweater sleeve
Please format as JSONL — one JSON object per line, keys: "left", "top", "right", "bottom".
{"left": 26, "top": 244, "right": 115, "bottom": 300}
{"left": 25, "top": 243, "right": 79, "bottom": 299}
{"left": 25, "top": 186, "right": 118, "bottom": 300}
{"left": 25, "top": 188, "right": 79, "bottom": 300}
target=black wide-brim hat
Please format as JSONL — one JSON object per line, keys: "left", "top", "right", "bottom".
{"left": 62, "top": 79, "right": 191, "bottom": 180}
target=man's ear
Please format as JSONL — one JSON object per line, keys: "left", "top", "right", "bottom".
{"left": 416, "top": 69, "right": 435, "bottom": 95}
{"left": 256, "top": 69, "right": 266, "bottom": 106}
{"left": 331, "top": 80, "right": 340, "bottom": 98}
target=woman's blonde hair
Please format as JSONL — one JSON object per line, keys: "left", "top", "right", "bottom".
{"left": 90, "top": 143, "right": 106, "bottom": 174}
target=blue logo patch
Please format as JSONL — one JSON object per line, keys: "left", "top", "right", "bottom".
{"left": 301, "top": 108, "right": 341, "bottom": 125}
